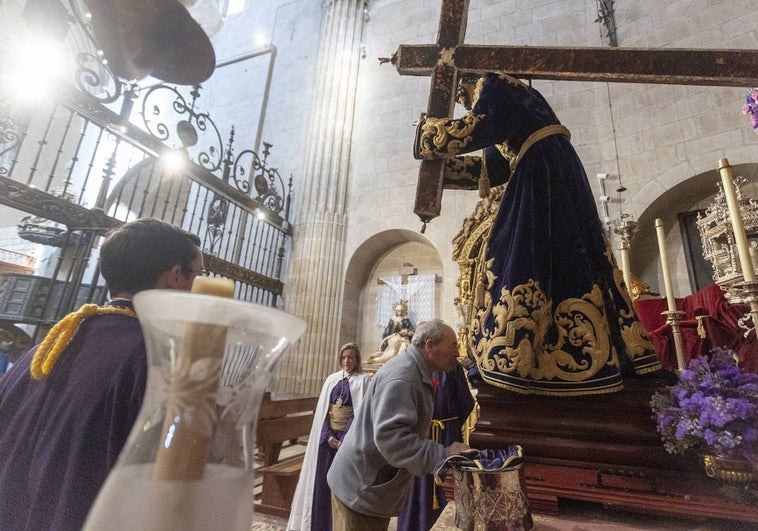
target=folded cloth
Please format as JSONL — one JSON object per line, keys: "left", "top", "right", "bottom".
{"left": 433, "top": 446, "right": 523, "bottom": 485}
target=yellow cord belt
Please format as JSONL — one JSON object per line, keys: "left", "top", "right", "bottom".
{"left": 30, "top": 303, "right": 137, "bottom": 379}
{"left": 430, "top": 416, "right": 459, "bottom": 510}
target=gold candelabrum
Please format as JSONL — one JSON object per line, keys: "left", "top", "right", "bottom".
{"left": 613, "top": 218, "right": 638, "bottom": 294}
{"left": 702, "top": 454, "right": 758, "bottom": 484}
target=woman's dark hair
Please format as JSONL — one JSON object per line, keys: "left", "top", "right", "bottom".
{"left": 99, "top": 218, "right": 201, "bottom": 295}
{"left": 338, "top": 342, "right": 362, "bottom": 372}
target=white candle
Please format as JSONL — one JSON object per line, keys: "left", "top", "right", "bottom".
{"left": 719, "top": 158, "right": 755, "bottom": 282}
{"left": 655, "top": 218, "right": 677, "bottom": 312}
{"left": 154, "top": 276, "right": 235, "bottom": 481}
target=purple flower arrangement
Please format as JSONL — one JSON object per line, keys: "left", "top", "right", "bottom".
{"left": 742, "top": 88, "right": 758, "bottom": 133}
{"left": 651, "top": 348, "right": 758, "bottom": 464}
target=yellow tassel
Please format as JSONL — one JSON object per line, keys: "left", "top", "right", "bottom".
{"left": 432, "top": 483, "right": 440, "bottom": 510}
{"left": 696, "top": 316, "right": 706, "bottom": 339}
{"left": 31, "top": 304, "right": 136, "bottom": 379}
{"left": 474, "top": 278, "right": 485, "bottom": 309}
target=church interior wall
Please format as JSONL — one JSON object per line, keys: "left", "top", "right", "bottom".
{"left": 3, "top": 0, "right": 757, "bottom": 397}
{"left": 342, "top": 0, "right": 758, "bottom": 340}
{"left": 202, "top": 0, "right": 323, "bottom": 184}
{"left": 193, "top": 0, "right": 758, "bottom": 388}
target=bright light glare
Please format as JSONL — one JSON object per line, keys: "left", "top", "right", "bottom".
{"left": 253, "top": 33, "right": 268, "bottom": 47}
{"left": 227, "top": 0, "right": 245, "bottom": 16}
{"left": 256, "top": 209, "right": 266, "bottom": 220}
{"left": 1, "top": 34, "right": 71, "bottom": 104}
{"left": 162, "top": 150, "right": 186, "bottom": 171}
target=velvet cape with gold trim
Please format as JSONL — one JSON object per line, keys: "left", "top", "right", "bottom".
{"left": 416, "top": 72, "right": 659, "bottom": 396}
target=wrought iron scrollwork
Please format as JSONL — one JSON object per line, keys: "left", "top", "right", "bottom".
{"left": 206, "top": 195, "right": 229, "bottom": 255}
{"left": 67, "top": 0, "right": 123, "bottom": 103}
{"left": 73, "top": 52, "right": 123, "bottom": 104}
{"left": 230, "top": 142, "right": 285, "bottom": 214}
{"left": 0, "top": 103, "right": 22, "bottom": 176}
{"left": 140, "top": 84, "right": 223, "bottom": 171}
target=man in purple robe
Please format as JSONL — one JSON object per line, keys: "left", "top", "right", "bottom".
{"left": 0, "top": 218, "right": 203, "bottom": 531}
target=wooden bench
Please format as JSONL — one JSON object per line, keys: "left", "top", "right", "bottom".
{"left": 255, "top": 393, "right": 319, "bottom": 517}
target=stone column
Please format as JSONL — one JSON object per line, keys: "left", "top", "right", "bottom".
{"left": 274, "top": 0, "right": 366, "bottom": 397}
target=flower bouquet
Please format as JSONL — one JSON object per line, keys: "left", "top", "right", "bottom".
{"left": 650, "top": 348, "right": 758, "bottom": 465}
{"left": 742, "top": 88, "right": 758, "bottom": 133}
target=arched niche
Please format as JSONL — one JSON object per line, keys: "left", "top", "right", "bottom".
{"left": 631, "top": 162, "right": 758, "bottom": 297}
{"left": 341, "top": 229, "right": 443, "bottom": 357}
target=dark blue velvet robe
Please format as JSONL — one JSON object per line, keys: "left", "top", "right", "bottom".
{"left": 415, "top": 73, "right": 659, "bottom": 396}
{"left": 0, "top": 300, "right": 146, "bottom": 531}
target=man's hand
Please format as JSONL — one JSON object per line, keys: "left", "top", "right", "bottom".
{"left": 446, "top": 441, "right": 470, "bottom": 457}
{"left": 328, "top": 436, "right": 341, "bottom": 450}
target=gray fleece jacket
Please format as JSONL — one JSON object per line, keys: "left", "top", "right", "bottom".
{"left": 326, "top": 344, "right": 447, "bottom": 518}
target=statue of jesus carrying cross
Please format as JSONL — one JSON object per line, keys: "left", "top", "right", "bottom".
{"left": 380, "top": 0, "right": 758, "bottom": 396}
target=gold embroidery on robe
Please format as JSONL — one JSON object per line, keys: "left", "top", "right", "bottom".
{"left": 418, "top": 114, "right": 484, "bottom": 158}
{"left": 603, "top": 236, "right": 659, "bottom": 372}
{"left": 443, "top": 157, "right": 481, "bottom": 188}
{"left": 473, "top": 276, "right": 618, "bottom": 384}
{"left": 495, "top": 141, "right": 517, "bottom": 167}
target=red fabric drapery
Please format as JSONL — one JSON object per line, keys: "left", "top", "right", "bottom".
{"left": 634, "top": 283, "right": 757, "bottom": 373}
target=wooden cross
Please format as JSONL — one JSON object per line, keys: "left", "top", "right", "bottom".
{"left": 377, "top": 262, "right": 418, "bottom": 287}
{"left": 377, "top": 262, "right": 418, "bottom": 318}
{"left": 388, "top": 0, "right": 758, "bottom": 224}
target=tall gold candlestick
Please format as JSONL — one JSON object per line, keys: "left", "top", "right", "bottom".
{"left": 719, "top": 157, "right": 758, "bottom": 331}
{"left": 719, "top": 158, "right": 755, "bottom": 282}
{"left": 655, "top": 218, "right": 686, "bottom": 371}
{"left": 614, "top": 219, "right": 639, "bottom": 297}
{"left": 655, "top": 219, "right": 677, "bottom": 312}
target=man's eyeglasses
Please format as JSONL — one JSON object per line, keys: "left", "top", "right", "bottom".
{"left": 185, "top": 268, "right": 210, "bottom": 277}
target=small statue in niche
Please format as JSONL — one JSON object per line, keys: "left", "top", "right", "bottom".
{"left": 367, "top": 301, "right": 415, "bottom": 365}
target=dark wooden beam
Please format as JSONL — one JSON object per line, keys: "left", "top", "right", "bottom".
{"left": 394, "top": 44, "right": 758, "bottom": 86}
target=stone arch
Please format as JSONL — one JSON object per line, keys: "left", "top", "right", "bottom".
{"left": 340, "top": 229, "right": 444, "bottom": 357}
{"left": 631, "top": 162, "right": 758, "bottom": 295}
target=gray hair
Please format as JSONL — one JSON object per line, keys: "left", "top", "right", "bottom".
{"left": 411, "top": 319, "right": 448, "bottom": 347}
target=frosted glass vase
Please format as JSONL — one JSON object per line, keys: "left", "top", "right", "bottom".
{"left": 84, "top": 290, "right": 305, "bottom": 531}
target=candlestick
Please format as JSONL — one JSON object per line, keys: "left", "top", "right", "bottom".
{"left": 614, "top": 219, "right": 638, "bottom": 297}
{"left": 719, "top": 158, "right": 758, "bottom": 333}
{"left": 719, "top": 158, "right": 755, "bottom": 282}
{"left": 655, "top": 218, "right": 686, "bottom": 370}
{"left": 655, "top": 218, "right": 677, "bottom": 312}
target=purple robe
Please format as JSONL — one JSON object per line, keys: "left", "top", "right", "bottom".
{"left": 396, "top": 364, "right": 475, "bottom": 531}
{"left": 311, "top": 376, "right": 354, "bottom": 531}
{"left": 0, "top": 300, "right": 146, "bottom": 531}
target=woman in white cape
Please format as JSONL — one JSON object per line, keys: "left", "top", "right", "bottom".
{"left": 287, "top": 343, "right": 370, "bottom": 531}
